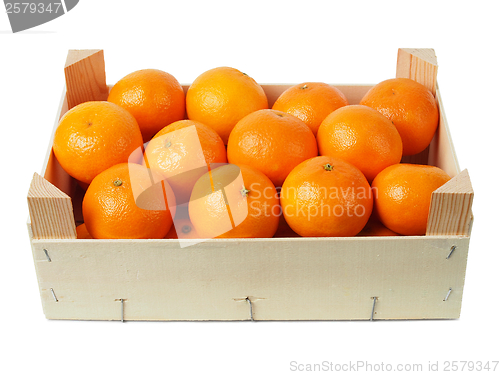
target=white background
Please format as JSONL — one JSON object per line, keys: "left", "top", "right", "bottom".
{"left": 1, "top": 1, "right": 499, "bottom": 374}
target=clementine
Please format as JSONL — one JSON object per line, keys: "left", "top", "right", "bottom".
{"left": 189, "top": 164, "right": 280, "bottom": 238}
{"left": 53, "top": 101, "right": 144, "bottom": 185}
{"left": 186, "top": 67, "right": 268, "bottom": 143}
{"left": 83, "top": 163, "right": 176, "bottom": 239}
{"left": 280, "top": 156, "right": 373, "bottom": 237}
{"left": 371, "top": 163, "right": 451, "bottom": 235}
{"left": 272, "top": 82, "right": 349, "bottom": 136}
{"left": 143, "top": 120, "right": 227, "bottom": 205}
{"left": 227, "top": 109, "right": 318, "bottom": 187}
{"left": 317, "top": 105, "right": 403, "bottom": 182}
{"left": 360, "top": 78, "right": 439, "bottom": 156}
{"left": 108, "top": 69, "right": 185, "bottom": 142}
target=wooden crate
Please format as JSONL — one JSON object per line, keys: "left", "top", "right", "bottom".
{"left": 27, "top": 48, "right": 474, "bottom": 321}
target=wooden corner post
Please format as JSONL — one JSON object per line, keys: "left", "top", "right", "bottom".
{"left": 426, "top": 169, "right": 474, "bottom": 236}
{"left": 64, "top": 49, "right": 107, "bottom": 110}
{"left": 396, "top": 48, "right": 438, "bottom": 96}
{"left": 27, "top": 172, "right": 77, "bottom": 239}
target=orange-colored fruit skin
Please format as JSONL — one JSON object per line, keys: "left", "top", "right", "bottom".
{"left": 83, "top": 163, "right": 176, "bottom": 239}
{"left": 356, "top": 217, "right": 399, "bottom": 236}
{"left": 189, "top": 164, "right": 280, "bottom": 239}
{"left": 280, "top": 156, "right": 373, "bottom": 237}
{"left": 272, "top": 82, "right": 349, "bottom": 136}
{"left": 76, "top": 223, "right": 93, "bottom": 239}
{"left": 317, "top": 105, "right": 403, "bottom": 183}
{"left": 227, "top": 109, "right": 318, "bottom": 187}
{"left": 186, "top": 67, "right": 268, "bottom": 144}
{"left": 143, "top": 120, "right": 227, "bottom": 205}
{"left": 108, "top": 69, "right": 186, "bottom": 142}
{"left": 359, "top": 78, "right": 439, "bottom": 156}
{"left": 53, "top": 101, "right": 144, "bottom": 185}
{"left": 371, "top": 163, "right": 451, "bottom": 236}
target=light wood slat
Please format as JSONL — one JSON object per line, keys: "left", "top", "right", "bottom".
{"left": 64, "top": 49, "right": 107, "bottom": 109}
{"left": 428, "top": 87, "right": 461, "bottom": 176}
{"left": 27, "top": 173, "right": 77, "bottom": 239}
{"left": 426, "top": 169, "right": 474, "bottom": 236}
{"left": 396, "top": 48, "right": 438, "bottom": 96}
{"left": 32, "top": 236, "right": 469, "bottom": 321}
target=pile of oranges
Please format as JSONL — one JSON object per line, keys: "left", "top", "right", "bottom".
{"left": 53, "top": 66, "right": 451, "bottom": 240}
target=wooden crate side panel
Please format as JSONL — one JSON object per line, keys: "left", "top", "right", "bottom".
{"left": 40, "top": 89, "right": 74, "bottom": 195}
{"left": 428, "top": 88, "right": 461, "bottom": 177}
{"left": 31, "top": 236, "right": 469, "bottom": 321}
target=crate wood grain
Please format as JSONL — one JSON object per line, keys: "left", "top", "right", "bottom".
{"left": 396, "top": 48, "right": 438, "bottom": 96}
{"left": 27, "top": 48, "right": 474, "bottom": 321}
{"left": 64, "top": 49, "right": 108, "bottom": 109}
{"left": 31, "top": 236, "right": 469, "bottom": 321}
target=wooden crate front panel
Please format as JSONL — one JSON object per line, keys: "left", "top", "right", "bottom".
{"left": 31, "top": 236, "right": 469, "bottom": 321}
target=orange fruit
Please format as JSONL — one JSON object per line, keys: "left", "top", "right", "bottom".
{"left": 317, "top": 105, "right": 403, "bottom": 183}
{"left": 76, "top": 223, "right": 92, "bottom": 239}
{"left": 53, "top": 101, "right": 144, "bottom": 185}
{"left": 357, "top": 217, "right": 399, "bottom": 236}
{"left": 359, "top": 78, "right": 439, "bottom": 156}
{"left": 143, "top": 120, "right": 227, "bottom": 205}
{"left": 272, "top": 82, "right": 349, "bottom": 136}
{"left": 280, "top": 156, "right": 372, "bottom": 237}
{"left": 189, "top": 164, "right": 280, "bottom": 238}
{"left": 186, "top": 67, "right": 268, "bottom": 143}
{"left": 227, "top": 109, "right": 318, "bottom": 187}
{"left": 371, "top": 163, "right": 451, "bottom": 235}
{"left": 83, "top": 163, "right": 176, "bottom": 239}
{"left": 165, "top": 218, "right": 200, "bottom": 239}
{"left": 108, "top": 69, "right": 185, "bottom": 142}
